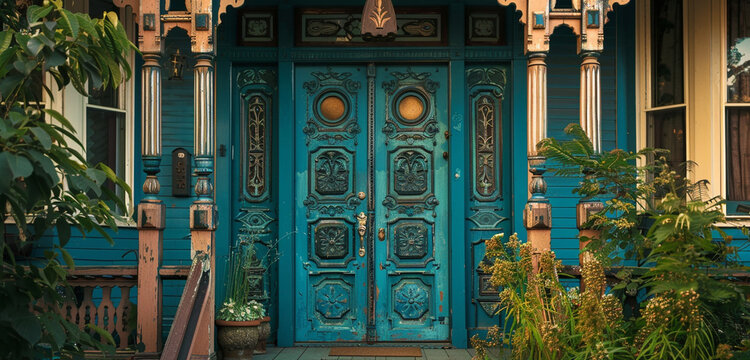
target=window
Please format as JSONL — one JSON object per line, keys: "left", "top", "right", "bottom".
{"left": 87, "top": 83, "right": 126, "bottom": 194}
{"left": 726, "top": 0, "right": 750, "bottom": 215}
{"left": 85, "top": 0, "right": 128, "bottom": 199}
{"left": 645, "top": 0, "right": 687, "bottom": 178}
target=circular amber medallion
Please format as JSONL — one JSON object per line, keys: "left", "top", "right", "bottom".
{"left": 398, "top": 95, "right": 425, "bottom": 122}
{"left": 319, "top": 95, "right": 346, "bottom": 123}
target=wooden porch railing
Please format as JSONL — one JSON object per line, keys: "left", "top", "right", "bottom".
{"left": 59, "top": 267, "right": 138, "bottom": 354}
{"left": 41, "top": 265, "right": 191, "bottom": 358}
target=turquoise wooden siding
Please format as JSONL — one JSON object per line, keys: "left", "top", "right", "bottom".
{"left": 546, "top": 24, "right": 620, "bottom": 265}
{"left": 25, "top": 0, "right": 750, "bottom": 349}
{"left": 154, "top": 31, "right": 197, "bottom": 339}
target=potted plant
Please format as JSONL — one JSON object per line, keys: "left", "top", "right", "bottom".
{"left": 216, "top": 246, "right": 266, "bottom": 360}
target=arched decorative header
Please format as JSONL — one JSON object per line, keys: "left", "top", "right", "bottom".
{"left": 113, "top": 0, "right": 222, "bottom": 54}
{"left": 497, "top": 0, "right": 630, "bottom": 53}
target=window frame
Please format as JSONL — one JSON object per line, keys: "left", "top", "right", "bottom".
{"left": 56, "top": 0, "right": 137, "bottom": 223}
{"left": 636, "top": 0, "right": 690, "bottom": 187}
{"left": 721, "top": 0, "right": 750, "bottom": 218}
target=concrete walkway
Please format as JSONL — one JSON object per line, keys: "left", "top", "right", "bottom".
{"left": 254, "top": 347, "right": 482, "bottom": 360}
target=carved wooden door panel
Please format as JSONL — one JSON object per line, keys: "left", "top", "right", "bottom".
{"left": 295, "top": 66, "right": 369, "bottom": 342}
{"left": 231, "top": 67, "right": 279, "bottom": 334}
{"left": 373, "top": 65, "right": 450, "bottom": 341}
{"left": 295, "top": 64, "right": 449, "bottom": 342}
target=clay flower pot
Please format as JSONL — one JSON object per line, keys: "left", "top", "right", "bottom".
{"left": 254, "top": 316, "right": 271, "bottom": 354}
{"left": 216, "top": 319, "right": 261, "bottom": 360}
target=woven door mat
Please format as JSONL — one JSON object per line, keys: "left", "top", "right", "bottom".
{"left": 329, "top": 347, "right": 422, "bottom": 357}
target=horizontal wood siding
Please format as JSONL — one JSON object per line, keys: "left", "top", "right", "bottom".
{"left": 31, "top": 228, "right": 139, "bottom": 266}
{"left": 154, "top": 31, "right": 196, "bottom": 337}
{"left": 546, "top": 25, "right": 618, "bottom": 265}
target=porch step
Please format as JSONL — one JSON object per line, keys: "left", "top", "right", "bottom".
{"left": 253, "top": 347, "right": 511, "bottom": 360}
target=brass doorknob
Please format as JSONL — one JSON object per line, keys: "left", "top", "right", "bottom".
{"left": 378, "top": 228, "right": 385, "bottom": 241}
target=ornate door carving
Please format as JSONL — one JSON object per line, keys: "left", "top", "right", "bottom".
{"left": 295, "top": 66, "right": 367, "bottom": 342}
{"left": 295, "top": 64, "right": 449, "bottom": 342}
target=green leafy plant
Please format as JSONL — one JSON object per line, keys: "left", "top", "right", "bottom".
{"left": 217, "top": 245, "right": 267, "bottom": 322}
{"left": 473, "top": 124, "right": 750, "bottom": 359}
{"left": 472, "top": 234, "right": 631, "bottom": 360}
{"left": 0, "top": 0, "right": 135, "bottom": 358}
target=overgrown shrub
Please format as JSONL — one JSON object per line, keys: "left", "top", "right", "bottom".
{"left": 0, "top": 0, "right": 134, "bottom": 358}
{"left": 472, "top": 124, "right": 750, "bottom": 359}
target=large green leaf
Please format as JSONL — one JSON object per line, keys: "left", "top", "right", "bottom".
{"left": 40, "top": 313, "right": 66, "bottom": 348}
{"left": 29, "top": 127, "right": 52, "bottom": 150}
{"left": 12, "top": 314, "right": 42, "bottom": 345}
{"left": 0, "top": 151, "right": 33, "bottom": 180}
{"left": 58, "top": 9, "right": 79, "bottom": 38}
{"left": 0, "top": 31, "right": 12, "bottom": 53}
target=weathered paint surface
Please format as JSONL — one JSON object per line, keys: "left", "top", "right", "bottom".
{"left": 294, "top": 64, "right": 450, "bottom": 342}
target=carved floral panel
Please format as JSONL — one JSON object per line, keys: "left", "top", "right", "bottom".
{"left": 315, "top": 150, "right": 350, "bottom": 195}
{"left": 314, "top": 222, "right": 349, "bottom": 259}
{"left": 394, "top": 223, "right": 428, "bottom": 259}
{"left": 393, "top": 280, "right": 430, "bottom": 320}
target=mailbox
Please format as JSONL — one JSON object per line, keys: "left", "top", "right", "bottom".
{"left": 172, "top": 148, "right": 192, "bottom": 197}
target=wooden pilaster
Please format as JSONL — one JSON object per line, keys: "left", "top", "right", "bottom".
{"left": 498, "top": 0, "right": 630, "bottom": 274}
{"left": 577, "top": 51, "right": 604, "bottom": 280}
{"left": 136, "top": 52, "right": 164, "bottom": 359}
{"left": 189, "top": 52, "right": 216, "bottom": 359}
{"left": 525, "top": 53, "right": 552, "bottom": 271}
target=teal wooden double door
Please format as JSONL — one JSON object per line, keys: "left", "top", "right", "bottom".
{"left": 294, "top": 64, "right": 450, "bottom": 342}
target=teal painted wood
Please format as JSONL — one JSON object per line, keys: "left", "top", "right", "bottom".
{"left": 615, "top": 2, "right": 636, "bottom": 153}
{"left": 510, "top": 15, "right": 529, "bottom": 253}
{"left": 464, "top": 63, "right": 512, "bottom": 339}
{"left": 294, "top": 64, "right": 369, "bottom": 342}
{"left": 276, "top": 4, "right": 296, "bottom": 347}
{"left": 545, "top": 26, "right": 619, "bottom": 265}
{"left": 293, "top": 64, "right": 451, "bottom": 342}
{"left": 448, "top": 3, "right": 468, "bottom": 348}
{"left": 215, "top": 56, "right": 233, "bottom": 327}
{"left": 373, "top": 64, "right": 450, "bottom": 341}
{"left": 229, "top": 64, "right": 281, "bottom": 341}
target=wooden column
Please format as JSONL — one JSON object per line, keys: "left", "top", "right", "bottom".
{"left": 580, "top": 52, "right": 601, "bottom": 153}
{"left": 189, "top": 52, "right": 216, "bottom": 359}
{"left": 525, "top": 52, "right": 552, "bottom": 271}
{"left": 136, "top": 52, "right": 165, "bottom": 360}
{"left": 577, "top": 52, "right": 604, "bottom": 286}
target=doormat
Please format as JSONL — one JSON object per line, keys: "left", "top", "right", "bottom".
{"left": 329, "top": 347, "right": 422, "bottom": 357}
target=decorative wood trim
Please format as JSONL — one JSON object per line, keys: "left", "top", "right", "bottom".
{"left": 497, "top": 0, "right": 630, "bottom": 53}
{"left": 295, "top": 7, "right": 447, "bottom": 47}
{"left": 465, "top": 7, "right": 508, "bottom": 46}
{"left": 237, "top": 8, "right": 277, "bottom": 46}
{"left": 217, "top": 0, "right": 246, "bottom": 26}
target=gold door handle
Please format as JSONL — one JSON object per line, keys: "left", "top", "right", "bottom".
{"left": 356, "top": 212, "right": 367, "bottom": 257}
{"left": 378, "top": 228, "right": 385, "bottom": 241}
